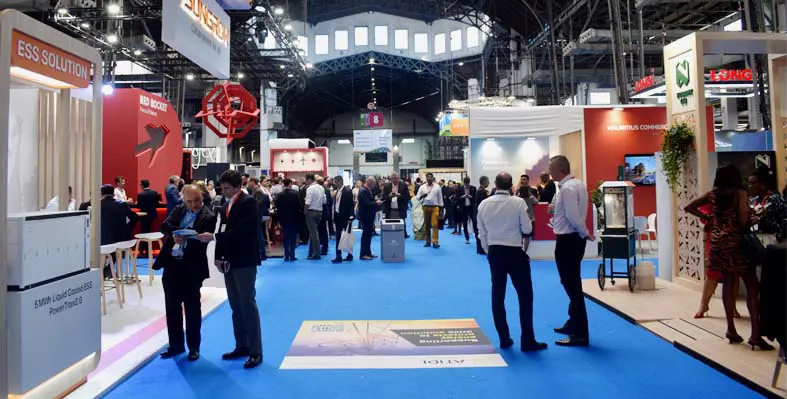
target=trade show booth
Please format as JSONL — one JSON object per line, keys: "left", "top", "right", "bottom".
{"left": 0, "top": 10, "right": 103, "bottom": 399}
{"left": 268, "top": 139, "right": 329, "bottom": 181}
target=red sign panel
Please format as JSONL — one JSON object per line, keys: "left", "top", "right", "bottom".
{"left": 633, "top": 75, "right": 655, "bottom": 92}
{"left": 709, "top": 68, "right": 753, "bottom": 82}
{"left": 368, "top": 112, "right": 384, "bottom": 127}
{"left": 533, "top": 203, "right": 595, "bottom": 241}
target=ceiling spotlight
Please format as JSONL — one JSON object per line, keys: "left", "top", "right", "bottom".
{"left": 107, "top": 3, "right": 121, "bottom": 15}
{"left": 247, "top": 37, "right": 253, "bottom": 42}
{"left": 287, "top": 73, "right": 294, "bottom": 78}
{"left": 373, "top": 98, "right": 376, "bottom": 101}
{"left": 369, "top": 58, "right": 375, "bottom": 63}
{"left": 80, "top": 22, "right": 90, "bottom": 29}
{"left": 57, "top": 7, "right": 68, "bottom": 15}
{"left": 371, "top": 67, "right": 375, "bottom": 71}
{"left": 185, "top": 73, "right": 195, "bottom": 81}
{"left": 371, "top": 78, "right": 375, "bottom": 81}
{"left": 274, "top": 7, "right": 284, "bottom": 15}
{"left": 106, "top": 34, "right": 119, "bottom": 44}
{"left": 305, "top": 63, "right": 313, "bottom": 69}
{"left": 373, "top": 90, "right": 376, "bottom": 94}
{"left": 101, "top": 84, "right": 114, "bottom": 95}
{"left": 255, "top": 6, "right": 266, "bottom": 12}
{"left": 284, "top": 24, "right": 292, "bottom": 31}
{"left": 458, "top": 62, "right": 464, "bottom": 66}
{"left": 280, "top": 65, "right": 285, "bottom": 69}
{"left": 133, "top": 49, "right": 142, "bottom": 56}
{"left": 238, "top": 72, "right": 245, "bottom": 79}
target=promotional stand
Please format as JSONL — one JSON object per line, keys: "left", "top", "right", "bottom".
{"left": 269, "top": 147, "right": 329, "bottom": 181}
{"left": 0, "top": 10, "right": 103, "bottom": 399}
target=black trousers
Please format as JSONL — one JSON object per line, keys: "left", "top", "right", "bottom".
{"left": 360, "top": 218, "right": 375, "bottom": 257}
{"left": 555, "top": 233, "right": 589, "bottom": 338}
{"left": 327, "top": 210, "right": 336, "bottom": 236}
{"left": 224, "top": 267, "right": 263, "bottom": 355}
{"left": 163, "top": 275, "right": 202, "bottom": 352}
{"left": 445, "top": 203, "right": 455, "bottom": 229}
{"left": 334, "top": 215, "right": 350, "bottom": 259}
{"left": 459, "top": 204, "right": 472, "bottom": 240}
{"left": 281, "top": 222, "right": 298, "bottom": 260}
{"left": 488, "top": 245, "right": 537, "bottom": 344}
{"left": 298, "top": 212, "right": 309, "bottom": 244}
{"left": 318, "top": 212, "right": 330, "bottom": 254}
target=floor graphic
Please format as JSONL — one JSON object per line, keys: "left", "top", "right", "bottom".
{"left": 280, "top": 319, "right": 507, "bottom": 369}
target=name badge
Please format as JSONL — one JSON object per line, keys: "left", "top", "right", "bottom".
{"left": 220, "top": 225, "right": 227, "bottom": 233}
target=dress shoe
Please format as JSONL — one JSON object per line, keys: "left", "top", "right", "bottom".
{"left": 160, "top": 348, "right": 185, "bottom": 359}
{"left": 405, "top": 234, "right": 410, "bottom": 239}
{"left": 344, "top": 255, "right": 353, "bottom": 262}
{"left": 331, "top": 258, "right": 343, "bottom": 264}
{"left": 553, "top": 326, "right": 572, "bottom": 335}
{"left": 361, "top": 255, "right": 374, "bottom": 261}
{"left": 307, "top": 256, "right": 321, "bottom": 260}
{"left": 284, "top": 257, "right": 291, "bottom": 262}
{"left": 187, "top": 351, "right": 200, "bottom": 361}
{"left": 555, "top": 336, "right": 589, "bottom": 347}
{"left": 433, "top": 244, "right": 440, "bottom": 249}
{"left": 424, "top": 242, "right": 432, "bottom": 248}
{"left": 371, "top": 254, "right": 378, "bottom": 258}
{"left": 290, "top": 257, "right": 298, "bottom": 261}
{"left": 244, "top": 355, "right": 263, "bottom": 369}
{"left": 321, "top": 251, "right": 329, "bottom": 256}
{"left": 500, "top": 338, "right": 514, "bottom": 349}
{"left": 222, "top": 347, "right": 250, "bottom": 360}
{"left": 521, "top": 341, "right": 548, "bottom": 352}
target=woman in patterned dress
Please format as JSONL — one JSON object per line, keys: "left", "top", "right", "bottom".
{"left": 685, "top": 164, "right": 772, "bottom": 350}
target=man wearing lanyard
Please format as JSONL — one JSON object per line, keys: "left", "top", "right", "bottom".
{"left": 304, "top": 173, "right": 327, "bottom": 260}
{"left": 198, "top": 170, "right": 263, "bottom": 368}
{"left": 332, "top": 176, "right": 355, "bottom": 263}
{"left": 382, "top": 172, "right": 411, "bottom": 238}
{"left": 416, "top": 173, "right": 444, "bottom": 248}
{"left": 549, "top": 155, "right": 593, "bottom": 347}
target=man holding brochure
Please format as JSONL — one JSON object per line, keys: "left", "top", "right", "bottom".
{"left": 155, "top": 185, "right": 216, "bottom": 362}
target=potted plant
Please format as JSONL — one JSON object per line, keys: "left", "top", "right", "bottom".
{"left": 661, "top": 121, "right": 695, "bottom": 193}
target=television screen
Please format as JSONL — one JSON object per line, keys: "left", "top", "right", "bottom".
{"left": 624, "top": 154, "right": 656, "bottom": 185}
{"left": 365, "top": 152, "right": 388, "bottom": 163}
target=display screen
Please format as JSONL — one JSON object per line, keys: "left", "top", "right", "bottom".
{"left": 365, "top": 152, "right": 388, "bottom": 163}
{"left": 624, "top": 154, "right": 656, "bottom": 185}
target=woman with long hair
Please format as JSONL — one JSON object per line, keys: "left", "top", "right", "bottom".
{"left": 685, "top": 164, "right": 773, "bottom": 350}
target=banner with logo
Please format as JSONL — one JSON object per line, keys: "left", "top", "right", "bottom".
{"left": 280, "top": 319, "right": 507, "bottom": 369}
{"left": 353, "top": 129, "right": 393, "bottom": 153}
{"left": 669, "top": 51, "right": 696, "bottom": 113}
{"left": 162, "top": 0, "right": 230, "bottom": 79}
{"left": 439, "top": 113, "right": 469, "bottom": 136}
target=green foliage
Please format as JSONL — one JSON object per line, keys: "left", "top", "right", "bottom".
{"left": 591, "top": 180, "right": 604, "bottom": 224}
{"left": 661, "top": 121, "right": 695, "bottom": 193}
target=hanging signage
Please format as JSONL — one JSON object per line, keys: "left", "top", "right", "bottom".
{"left": 669, "top": 51, "right": 696, "bottom": 112}
{"left": 633, "top": 75, "right": 655, "bottom": 92}
{"left": 10, "top": 30, "right": 91, "bottom": 88}
{"left": 439, "top": 113, "right": 469, "bottom": 137}
{"left": 195, "top": 82, "right": 260, "bottom": 144}
{"left": 162, "top": 0, "right": 230, "bottom": 79}
{"left": 709, "top": 68, "right": 753, "bottom": 82}
{"left": 360, "top": 112, "right": 384, "bottom": 127}
{"left": 353, "top": 129, "right": 393, "bottom": 153}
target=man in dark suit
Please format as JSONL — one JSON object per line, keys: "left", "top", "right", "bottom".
{"left": 100, "top": 184, "right": 138, "bottom": 246}
{"left": 155, "top": 185, "right": 216, "bottom": 362}
{"left": 274, "top": 178, "right": 301, "bottom": 261}
{"left": 358, "top": 177, "right": 382, "bottom": 260}
{"left": 165, "top": 175, "right": 182, "bottom": 216}
{"left": 537, "top": 172, "right": 557, "bottom": 204}
{"left": 457, "top": 176, "right": 478, "bottom": 244}
{"left": 382, "top": 172, "right": 411, "bottom": 239}
{"left": 474, "top": 176, "right": 491, "bottom": 254}
{"left": 332, "top": 176, "right": 355, "bottom": 264}
{"left": 137, "top": 179, "right": 161, "bottom": 256}
{"left": 198, "top": 170, "right": 263, "bottom": 369}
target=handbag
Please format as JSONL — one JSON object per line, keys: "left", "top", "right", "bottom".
{"left": 741, "top": 230, "right": 765, "bottom": 265}
{"left": 338, "top": 222, "right": 355, "bottom": 252}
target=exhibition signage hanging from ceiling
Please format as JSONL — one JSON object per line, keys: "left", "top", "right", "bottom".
{"left": 439, "top": 112, "right": 469, "bottom": 136}
{"left": 195, "top": 82, "right": 261, "bottom": 144}
{"left": 162, "top": 0, "right": 231, "bottom": 79}
{"left": 10, "top": 30, "right": 91, "bottom": 88}
{"left": 709, "top": 68, "right": 753, "bottom": 82}
{"left": 353, "top": 129, "right": 393, "bottom": 153}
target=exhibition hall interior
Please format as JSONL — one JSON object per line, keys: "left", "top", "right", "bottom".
{"left": 1, "top": 0, "right": 787, "bottom": 398}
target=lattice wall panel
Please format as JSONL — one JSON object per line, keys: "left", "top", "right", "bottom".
{"left": 673, "top": 112, "right": 704, "bottom": 281}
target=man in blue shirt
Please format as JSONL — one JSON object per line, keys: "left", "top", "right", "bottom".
{"left": 165, "top": 175, "right": 183, "bottom": 216}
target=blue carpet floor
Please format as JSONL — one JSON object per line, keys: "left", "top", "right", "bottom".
{"left": 105, "top": 230, "right": 761, "bottom": 399}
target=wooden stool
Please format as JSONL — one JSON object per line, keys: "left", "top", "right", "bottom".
{"left": 134, "top": 232, "right": 164, "bottom": 286}
{"left": 774, "top": 344, "right": 785, "bottom": 388}
{"left": 99, "top": 244, "right": 122, "bottom": 315}
{"left": 115, "top": 239, "right": 142, "bottom": 300}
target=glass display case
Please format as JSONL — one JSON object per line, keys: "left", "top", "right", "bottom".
{"left": 600, "top": 181, "right": 635, "bottom": 234}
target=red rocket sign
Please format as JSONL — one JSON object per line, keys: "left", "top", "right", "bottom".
{"left": 195, "top": 82, "right": 261, "bottom": 144}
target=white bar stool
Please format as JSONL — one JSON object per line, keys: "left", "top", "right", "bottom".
{"left": 99, "top": 244, "right": 122, "bottom": 315}
{"left": 134, "top": 232, "right": 164, "bottom": 286}
{"left": 115, "top": 239, "right": 142, "bottom": 300}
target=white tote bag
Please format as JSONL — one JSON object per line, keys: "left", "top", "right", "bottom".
{"left": 338, "top": 226, "right": 355, "bottom": 252}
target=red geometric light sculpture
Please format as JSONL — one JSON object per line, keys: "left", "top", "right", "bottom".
{"left": 195, "top": 82, "right": 261, "bottom": 145}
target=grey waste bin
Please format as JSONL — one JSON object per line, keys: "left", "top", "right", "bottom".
{"left": 380, "top": 219, "right": 405, "bottom": 262}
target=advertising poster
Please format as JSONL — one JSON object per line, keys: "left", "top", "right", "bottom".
{"left": 353, "top": 129, "right": 393, "bottom": 153}
{"left": 281, "top": 319, "right": 507, "bottom": 369}
{"left": 439, "top": 113, "right": 469, "bottom": 136}
{"left": 162, "top": 0, "right": 230, "bottom": 79}
{"left": 469, "top": 136, "right": 550, "bottom": 181}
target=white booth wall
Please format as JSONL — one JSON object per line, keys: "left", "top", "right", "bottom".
{"left": 326, "top": 137, "right": 430, "bottom": 176}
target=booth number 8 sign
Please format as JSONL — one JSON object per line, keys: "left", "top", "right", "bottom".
{"left": 364, "top": 112, "right": 384, "bottom": 127}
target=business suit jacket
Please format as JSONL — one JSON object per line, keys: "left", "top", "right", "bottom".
{"left": 165, "top": 184, "right": 182, "bottom": 215}
{"left": 475, "top": 186, "right": 490, "bottom": 208}
{"left": 156, "top": 204, "right": 217, "bottom": 283}
{"left": 100, "top": 197, "right": 138, "bottom": 245}
{"left": 334, "top": 186, "right": 355, "bottom": 222}
{"left": 137, "top": 188, "right": 161, "bottom": 221}
{"left": 215, "top": 192, "right": 261, "bottom": 269}
{"left": 275, "top": 188, "right": 301, "bottom": 225}
{"left": 251, "top": 188, "right": 271, "bottom": 218}
{"left": 357, "top": 186, "right": 378, "bottom": 223}
{"left": 382, "top": 181, "right": 410, "bottom": 217}
{"left": 538, "top": 181, "right": 557, "bottom": 204}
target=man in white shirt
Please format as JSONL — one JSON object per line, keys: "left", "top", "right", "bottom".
{"left": 46, "top": 185, "right": 76, "bottom": 211}
{"left": 303, "top": 173, "right": 327, "bottom": 260}
{"left": 477, "top": 173, "right": 548, "bottom": 352}
{"left": 114, "top": 176, "right": 130, "bottom": 203}
{"left": 415, "top": 173, "right": 444, "bottom": 248}
{"left": 549, "top": 155, "right": 593, "bottom": 347}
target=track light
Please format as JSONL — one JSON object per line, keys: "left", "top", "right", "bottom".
{"left": 133, "top": 49, "right": 142, "bottom": 56}
{"left": 101, "top": 84, "right": 114, "bottom": 95}
{"left": 305, "top": 63, "right": 313, "bottom": 69}
{"left": 280, "top": 65, "right": 286, "bottom": 69}
{"left": 107, "top": 3, "right": 121, "bottom": 15}
{"left": 185, "top": 73, "right": 195, "bottom": 80}
{"left": 255, "top": 6, "right": 266, "bottom": 12}
{"left": 80, "top": 22, "right": 90, "bottom": 29}
{"left": 57, "top": 7, "right": 68, "bottom": 15}
{"left": 238, "top": 72, "right": 245, "bottom": 79}
{"left": 371, "top": 67, "right": 375, "bottom": 71}
{"left": 287, "top": 73, "right": 294, "bottom": 78}
{"left": 458, "top": 62, "right": 464, "bottom": 66}
{"left": 274, "top": 7, "right": 284, "bottom": 15}
{"left": 106, "top": 34, "right": 118, "bottom": 44}
{"left": 284, "top": 24, "right": 292, "bottom": 31}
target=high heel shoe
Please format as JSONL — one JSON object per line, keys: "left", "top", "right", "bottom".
{"left": 733, "top": 310, "right": 741, "bottom": 318}
{"left": 725, "top": 332, "right": 744, "bottom": 344}
{"left": 747, "top": 339, "right": 775, "bottom": 351}
{"left": 693, "top": 306, "right": 709, "bottom": 319}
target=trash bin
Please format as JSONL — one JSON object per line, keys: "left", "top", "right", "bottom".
{"left": 380, "top": 219, "right": 405, "bottom": 263}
